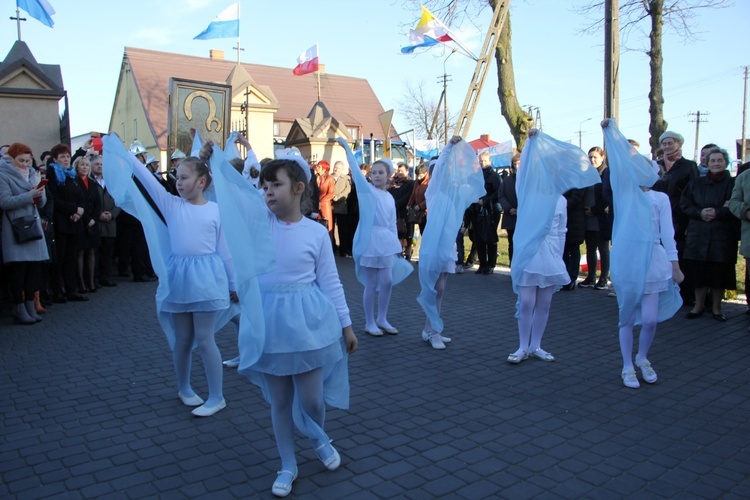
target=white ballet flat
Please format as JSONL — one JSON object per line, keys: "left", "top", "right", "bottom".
{"left": 178, "top": 392, "right": 204, "bottom": 407}
{"left": 314, "top": 442, "right": 341, "bottom": 471}
{"left": 191, "top": 399, "right": 226, "bottom": 417}
{"left": 271, "top": 469, "right": 298, "bottom": 497}
{"left": 377, "top": 323, "right": 399, "bottom": 335}
{"left": 421, "top": 330, "right": 452, "bottom": 343}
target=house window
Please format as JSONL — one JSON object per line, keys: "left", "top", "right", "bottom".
{"left": 273, "top": 122, "right": 281, "bottom": 136}
{"left": 347, "top": 126, "right": 359, "bottom": 140}
{"left": 133, "top": 119, "right": 138, "bottom": 139}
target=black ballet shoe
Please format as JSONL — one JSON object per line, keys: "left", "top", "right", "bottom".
{"left": 685, "top": 310, "right": 704, "bottom": 319}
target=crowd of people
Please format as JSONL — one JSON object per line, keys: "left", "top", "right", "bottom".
{"left": 1, "top": 126, "right": 747, "bottom": 497}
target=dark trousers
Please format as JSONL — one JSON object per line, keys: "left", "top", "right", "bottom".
{"left": 456, "top": 229, "right": 465, "bottom": 264}
{"left": 55, "top": 231, "right": 79, "bottom": 295}
{"left": 584, "top": 230, "right": 610, "bottom": 280}
{"left": 344, "top": 212, "right": 358, "bottom": 257}
{"left": 117, "top": 221, "right": 148, "bottom": 278}
{"left": 98, "top": 236, "right": 116, "bottom": 283}
{"left": 477, "top": 242, "right": 498, "bottom": 269}
{"left": 506, "top": 228, "right": 515, "bottom": 266}
{"left": 6, "top": 261, "right": 41, "bottom": 304}
{"left": 333, "top": 212, "right": 349, "bottom": 255}
{"left": 563, "top": 242, "right": 581, "bottom": 285}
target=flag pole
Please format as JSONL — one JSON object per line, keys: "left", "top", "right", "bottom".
{"left": 316, "top": 43, "right": 321, "bottom": 102}
{"left": 236, "top": 2, "right": 241, "bottom": 63}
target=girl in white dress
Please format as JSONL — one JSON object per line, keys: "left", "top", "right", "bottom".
{"left": 508, "top": 195, "right": 569, "bottom": 363}
{"left": 508, "top": 129, "right": 602, "bottom": 364}
{"left": 236, "top": 156, "right": 358, "bottom": 497}
{"left": 358, "top": 159, "right": 403, "bottom": 336}
{"left": 128, "top": 156, "right": 236, "bottom": 417}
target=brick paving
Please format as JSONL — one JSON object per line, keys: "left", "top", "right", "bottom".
{"left": 2, "top": 257, "right": 750, "bottom": 499}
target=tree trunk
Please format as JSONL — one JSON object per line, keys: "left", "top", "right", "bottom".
{"left": 490, "top": 0, "right": 533, "bottom": 150}
{"left": 647, "top": 0, "right": 667, "bottom": 157}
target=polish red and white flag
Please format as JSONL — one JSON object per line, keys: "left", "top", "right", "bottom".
{"left": 293, "top": 44, "right": 319, "bottom": 76}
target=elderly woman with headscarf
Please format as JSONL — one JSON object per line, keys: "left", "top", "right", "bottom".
{"left": 0, "top": 143, "right": 49, "bottom": 324}
{"left": 679, "top": 147, "right": 738, "bottom": 321}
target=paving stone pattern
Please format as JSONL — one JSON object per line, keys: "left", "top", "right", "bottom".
{"left": 2, "top": 258, "right": 750, "bottom": 499}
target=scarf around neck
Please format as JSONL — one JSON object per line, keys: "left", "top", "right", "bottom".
{"left": 50, "top": 162, "right": 76, "bottom": 184}
{"left": 664, "top": 148, "right": 683, "bottom": 170}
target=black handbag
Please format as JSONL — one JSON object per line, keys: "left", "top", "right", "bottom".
{"left": 407, "top": 206, "right": 424, "bottom": 224}
{"left": 6, "top": 212, "right": 43, "bottom": 243}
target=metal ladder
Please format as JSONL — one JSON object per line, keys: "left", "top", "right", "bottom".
{"left": 453, "top": 0, "right": 510, "bottom": 138}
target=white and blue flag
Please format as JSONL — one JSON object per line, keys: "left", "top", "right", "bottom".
{"left": 194, "top": 2, "right": 240, "bottom": 40}
{"left": 17, "top": 0, "right": 55, "bottom": 28}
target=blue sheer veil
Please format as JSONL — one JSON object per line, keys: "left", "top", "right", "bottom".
{"left": 511, "top": 131, "right": 602, "bottom": 314}
{"left": 198, "top": 133, "right": 276, "bottom": 371}
{"left": 416, "top": 140, "right": 485, "bottom": 333}
{"left": 335, "top": 138, "right": 413, "bottom": 286}
{"left": 602, "top": 119, "right": 682, "bottom": 326}
{"left": 102, "top": 134, "right": 239, "bottom": 350}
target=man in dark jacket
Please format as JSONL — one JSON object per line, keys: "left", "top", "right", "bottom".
{"left": 561, "top": 188, "right": 586, "bottom": 290}
{"left": 472, "top": 151, "right": 502, "bottom": 275}
{"left": 652, "top": 130, "right": 699, "bottom": 303}
{"left": 498, "top": 154, "right": 519, "bottom": 266}
{"left": 652, "top": 131, "right": 699, "bottom": 255}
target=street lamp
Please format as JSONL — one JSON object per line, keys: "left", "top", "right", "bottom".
{"left": 578, "top": 118, "right": 592, "bottom": 148}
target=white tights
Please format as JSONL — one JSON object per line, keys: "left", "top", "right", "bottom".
{"left": 172, "top": 312, "right": 223, "bottom": 406}
{"left": 424, "top": 272, "right": 448, "bottom": 334}
{"left": 363, "top": 266, "right": 394, "bottom": 330}
{"left": 515, "top": 285, "right": 555, "bottom": 355}
{"left": 264, "top": 369, "right": 328, "bottom": 471}
{"left": 619, "top": 292, "right": 659, "bottom": 371}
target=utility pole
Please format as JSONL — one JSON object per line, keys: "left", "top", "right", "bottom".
{"left": 578, "top": 118, "right": 592, "bottom": 149}
{"left": 524, "top": 105, "right": 543, "bottom": 130}
{"left": 438, "top": 49, "right": 456, "bottom": 146}
{"left": 437, "top": 73, "right": 451, "bottom": 147}
{"left": 742, "top": 66, "right": 748, "bottom": 163}
{"left": 688, "top": 111, "right": 709, "bottom": 162}
{"left": 604, "top": 0, "right": 620, "bottom": 121}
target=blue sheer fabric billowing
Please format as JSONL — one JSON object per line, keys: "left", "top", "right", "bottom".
{"left": 336, "top": 138, "right": 413, "bottom": 287}
{"left": 511, "top": 131, "right": 602, "bottom": 315}
{"left": 102, "top": 134, "right": 239, "bottom": 350}
{"left": 416, "top": 140, "right": 485, "bottom": 333}
{"left": 204, "top": 139, "right": 276, "bottom": 370}
{"left": 602, "top": 119, "right": 682, "bottom": 326}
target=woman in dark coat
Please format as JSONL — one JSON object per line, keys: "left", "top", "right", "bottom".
{"left": 680, "top": 148, "right": 738, "bottom": 321}
{"left": 73, "top": 156, "right": 101, "bottom": 293}
{"left": 580, "top": 147, "right": 612, "bottom": 290}
{"left": 47, "top": 144, "right": 88, "bottom": 302}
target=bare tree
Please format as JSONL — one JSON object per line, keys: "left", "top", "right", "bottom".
{"left": 490, "top": 0, "right": 534, "bottom": 150}
{"left": 397, "top": 80, "right": 457, "bottom": 142}
{"left": 405, "top": 0, "right": 534, "bottom": 149}
{"left": 578, "top": 0, "right": 731, "bottom": 156}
